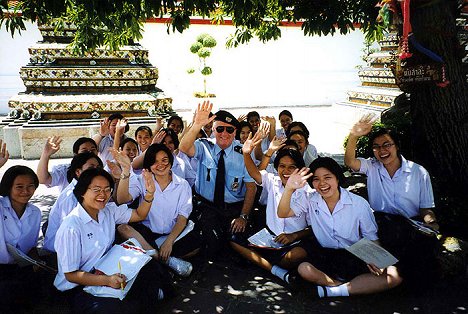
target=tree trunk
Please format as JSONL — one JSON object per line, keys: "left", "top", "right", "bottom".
{"left": 408, "top": 1, "right": 468, "bottom": 213}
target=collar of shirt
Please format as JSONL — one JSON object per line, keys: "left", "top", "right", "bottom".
{"left": 310, "top": 187, "right": 352, "bottom": 215}
{"left": 376, "top": 154, "right": 411, "bottom": 180}
{"left": 214, "top": 142, "right": 234, "bottom": 157}
{"left": 0, "top": 196, "right": 36, "bottom": 221}
{"left": 75, "top": 203, "right": 105, "bottom": 225}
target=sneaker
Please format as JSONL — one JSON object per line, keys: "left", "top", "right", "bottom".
{"left": 167, "top": 257, "right": 193, "bottom": 277}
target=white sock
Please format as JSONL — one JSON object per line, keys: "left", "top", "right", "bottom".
{"left": 324, "top": 284, "right": 349, "bottom": 297}
{"left": 271, "top": 265, "right": 289, "bottom": 283}
{"left": 167, "top": 256, "right": 177, "bottom": 268}
{"left": 157, "top": 288, "right": 164, "bottom": 300}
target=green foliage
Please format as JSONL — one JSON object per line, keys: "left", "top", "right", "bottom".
{"left": 201, "top": 66, "right": 212, "bottom": 76}
{"left": 190, "top": 42, "right": 203, "bottom": 54}
{"left": 188, "top": 33, "right": 217, "bottom": 95}
{"left": 197, "top": 47, "right": 211, "bottom": 58}
{"left": 1, "top": 0, "right": 386, "bottom": 52}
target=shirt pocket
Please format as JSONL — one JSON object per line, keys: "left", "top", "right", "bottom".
{"left": 201, "top": 159, "right": 216, "bottom": 181}
{"left": 226, "top": 172, "right": 244, "bottom": 193}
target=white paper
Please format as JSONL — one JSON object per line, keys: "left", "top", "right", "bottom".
{"left": 345, "top": 238, "right": 398, "bottom": 269}
{"left": 408, "top": 219, "right": 438, "bottom": 236}
{"left": 155, "top": 220, "right": 195, "bottom": 248}
{"left": 6, "top": 243, "right": 57, "bottom": 273}
{"left": 247, "top": 228, "right": 298, "bottom": 249}
{"left": 84, "top": 238, "right": 151, "bottom": 300}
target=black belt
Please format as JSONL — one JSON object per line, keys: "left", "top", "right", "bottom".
{"left": 194, "top": 193, "right": 243, "bottom": 211}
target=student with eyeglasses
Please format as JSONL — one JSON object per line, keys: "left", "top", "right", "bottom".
{"left": 179, "top": 101, "right": 256, "bottom": 260}
{"left": 344, "top": 114, "right": 439, "bottom": 287}
{"left": 43, "top": 152, "right": 103, "bottom": 253}
{"left": 54, "top": 167, "right": 174, "bottom": 313}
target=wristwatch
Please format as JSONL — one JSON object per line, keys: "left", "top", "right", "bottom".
{"left": 239, "top": 214, "right": 249, "bottom": 221}
{"left": 120, "top": 172, "right": 130, "bottom": 180}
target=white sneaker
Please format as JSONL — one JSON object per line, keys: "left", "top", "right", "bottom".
{"left": 167, "top": 257, "right": 193, "bottom": 277}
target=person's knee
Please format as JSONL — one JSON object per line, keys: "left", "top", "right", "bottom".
{"left": 117, "top": 224, "right": 133, "bottom": 237}
{"left": 298, "top": 262, "right": 320, "bottom": 281}
{"left": 386, "top": 266, "right": 404, "bottom": 288}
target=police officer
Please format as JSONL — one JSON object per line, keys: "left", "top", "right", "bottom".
{"left": 179, "top": 101, "right": 256, "bottom": 259}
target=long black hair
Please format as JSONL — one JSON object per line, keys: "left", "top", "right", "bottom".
{"left": 0, "top": 166, "right": 39, "bottom": 196}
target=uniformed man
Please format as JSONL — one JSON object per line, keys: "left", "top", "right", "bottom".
{"left": 179, "top": 101, "right": 256, "bottom": 259}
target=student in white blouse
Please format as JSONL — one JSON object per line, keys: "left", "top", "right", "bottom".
{"left": 54, "top": 168, "right": 173, "bottom": 313}
{"left": 231, "top": 131, "right": 311, "bottom": 284}
{"left": 43, "top": 152, "right": 103, "bottom": 252}
{"left": 278, "top": 157, "right": 402, "bottom": 298}
{"left": 345, "top": 116, "right": 439, "bottom": 285}
{"left": 0, "top": 162, "right": 43, "bottom": 312}
{"left": 116, "top": 144, "right": 199, "bottom": 277}
{"left": 37, "top": 137, "right": 98, "bottom": 192}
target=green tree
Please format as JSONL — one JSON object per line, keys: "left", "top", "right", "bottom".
{"left": 187, "top": 33, "right": 217, "bottom": 97}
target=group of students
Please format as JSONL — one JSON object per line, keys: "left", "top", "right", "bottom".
{"left": 0, "top": 105, "right": 440, "bottom": 313}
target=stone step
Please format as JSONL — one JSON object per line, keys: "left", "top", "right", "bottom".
{"left": 358, "top": 67, "right": 398, "bottom": 88}
{"left": 346, "top": 86, "right": 402, "bottom": 107}
{"left": 335, "top": 100, "right": 389, "bottom": 112}
{"left": 7, "top": 92, "right": 172, "bottom": 120}
{"left": 28, "top": 43, "right": 151, "bottom": 65}
{"left": 19, "top": 65, "right": 158, "bottom": 92}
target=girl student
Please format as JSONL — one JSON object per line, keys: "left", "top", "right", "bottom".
{"left": 344, "top": 115, "right": 439, "bottom": 284}
{"left": 278, "top": 157, "right": 402, "bottom": 297}
{"left": 115, "top": 144, "right": 200, "bottom": 277}
{"left": 0, "top": 162, "right": 43, "bottom": 311}
{"left": 54, "top": 168, "right": 173, "bottom": 313}
{"left": 37, "top": 136, "right": 98, "bottom": 191}
{"left": 135, "top": 125, "right": 153, "bottom": 153}
{"left": 43, "top": 152, "right": 103, "bottom": 252}
{"left": 229, "top": 131, "right": 310, "bottom": 284}
{"left": 287, "top": 130, "right": 318, "bottom": 167}
{"left": 276, "top": 110, "right": 293, "bottom": 138}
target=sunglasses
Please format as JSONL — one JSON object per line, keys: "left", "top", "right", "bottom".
{"left": 215, "top": 126, "right": 235, "bottom": 134}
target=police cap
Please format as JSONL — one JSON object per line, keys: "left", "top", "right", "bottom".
{"left": 214, "top": 110, "right": 241, "bottom": 129}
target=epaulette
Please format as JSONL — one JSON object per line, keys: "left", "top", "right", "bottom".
{"left": 234, "top": 145, "right": 243, "bottom": 154}
{"left": 199, "top": 138, "right": 215, "bottom": 147}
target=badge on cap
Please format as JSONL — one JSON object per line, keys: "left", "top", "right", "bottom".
{"left": 226, "top": 117, "right": 232, "bottom": 123}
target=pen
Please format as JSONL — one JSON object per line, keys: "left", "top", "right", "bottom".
{"left": 118, "top": 261, "right": 124, "bottom": 291}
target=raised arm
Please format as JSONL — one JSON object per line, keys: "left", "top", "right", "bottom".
{"left": 112, "top": 149, "right": 134, "bottom": 204}
{"left": 277, "top": 167, "right": 312, "bottom": 218}
{"left": 253, "top": 121, "right": 270, "bottom": 161}
{"left": 344, "top": 114, "right": 376, "bottom": 172}
{"left": 263, "top": 116, "right": 276, "bottom": 141}
{"left": 0, "top": 140, "right": 9, "bottom": 169}
{"left": 37, "top": 136, "right": 62, "bottom": 185}
{"left": 242, "top": 131, "right": 265, "bottom": 184}
{"left": 129, "top": 169, "right": 156, "bottom": 222}
{"left": 179, "top": 101, "right": 215, "bottom": 157}
{"left": 258, "top": 136, "right": 286, "bottom": 171}
{"left": 112, "top": 119, "right": 128, "bottom": 150}
{"left": 92, "top": 118, "right": 109, "bottom": 147}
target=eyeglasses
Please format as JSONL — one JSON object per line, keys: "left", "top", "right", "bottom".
{"left": 88, "top": 187, "right": 113, "bottom": 194}
{"left": 215, "top": 126, "right": 235, "bottom": 134}
{"left": 372, "top": 142, "right": 395, "bottom": 151}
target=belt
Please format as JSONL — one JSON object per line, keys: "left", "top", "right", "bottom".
{"left": 194, "top": 193, "right": 243, "bottom": 211}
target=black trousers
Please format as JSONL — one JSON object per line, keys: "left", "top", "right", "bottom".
{"left": 374, "top": 212, "right": 439, "bottom": 285}
{"left": 193, "top": 194, "right": 245, "bottom": 259}
{"left": 64, "top": 259, "right": 173, "bottom": 314}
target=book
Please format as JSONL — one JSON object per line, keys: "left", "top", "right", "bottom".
{"left": 407, "top": 218, "right": 439, "bottom": 236}
{"left": 247, "top": 228, "right": 299, "bottom": 249}
{"left": 6, "top": 243, "right": 57, "bottom": 273}
{"left": 155, "top": 220, "right": 195, "bottom": 248}
{"left": 345, "top": 238, "right": 399, "bottom": 269}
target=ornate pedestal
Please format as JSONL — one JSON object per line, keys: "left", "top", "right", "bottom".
{"left": 337, "top": 32, "right": 403, "bottom": 111}
{"left": 1, "top": 23, "right": 174, "bottom": 158}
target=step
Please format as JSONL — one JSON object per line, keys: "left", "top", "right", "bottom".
{"left": 28, "top": 43, "right": 151, "bottom": 65}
